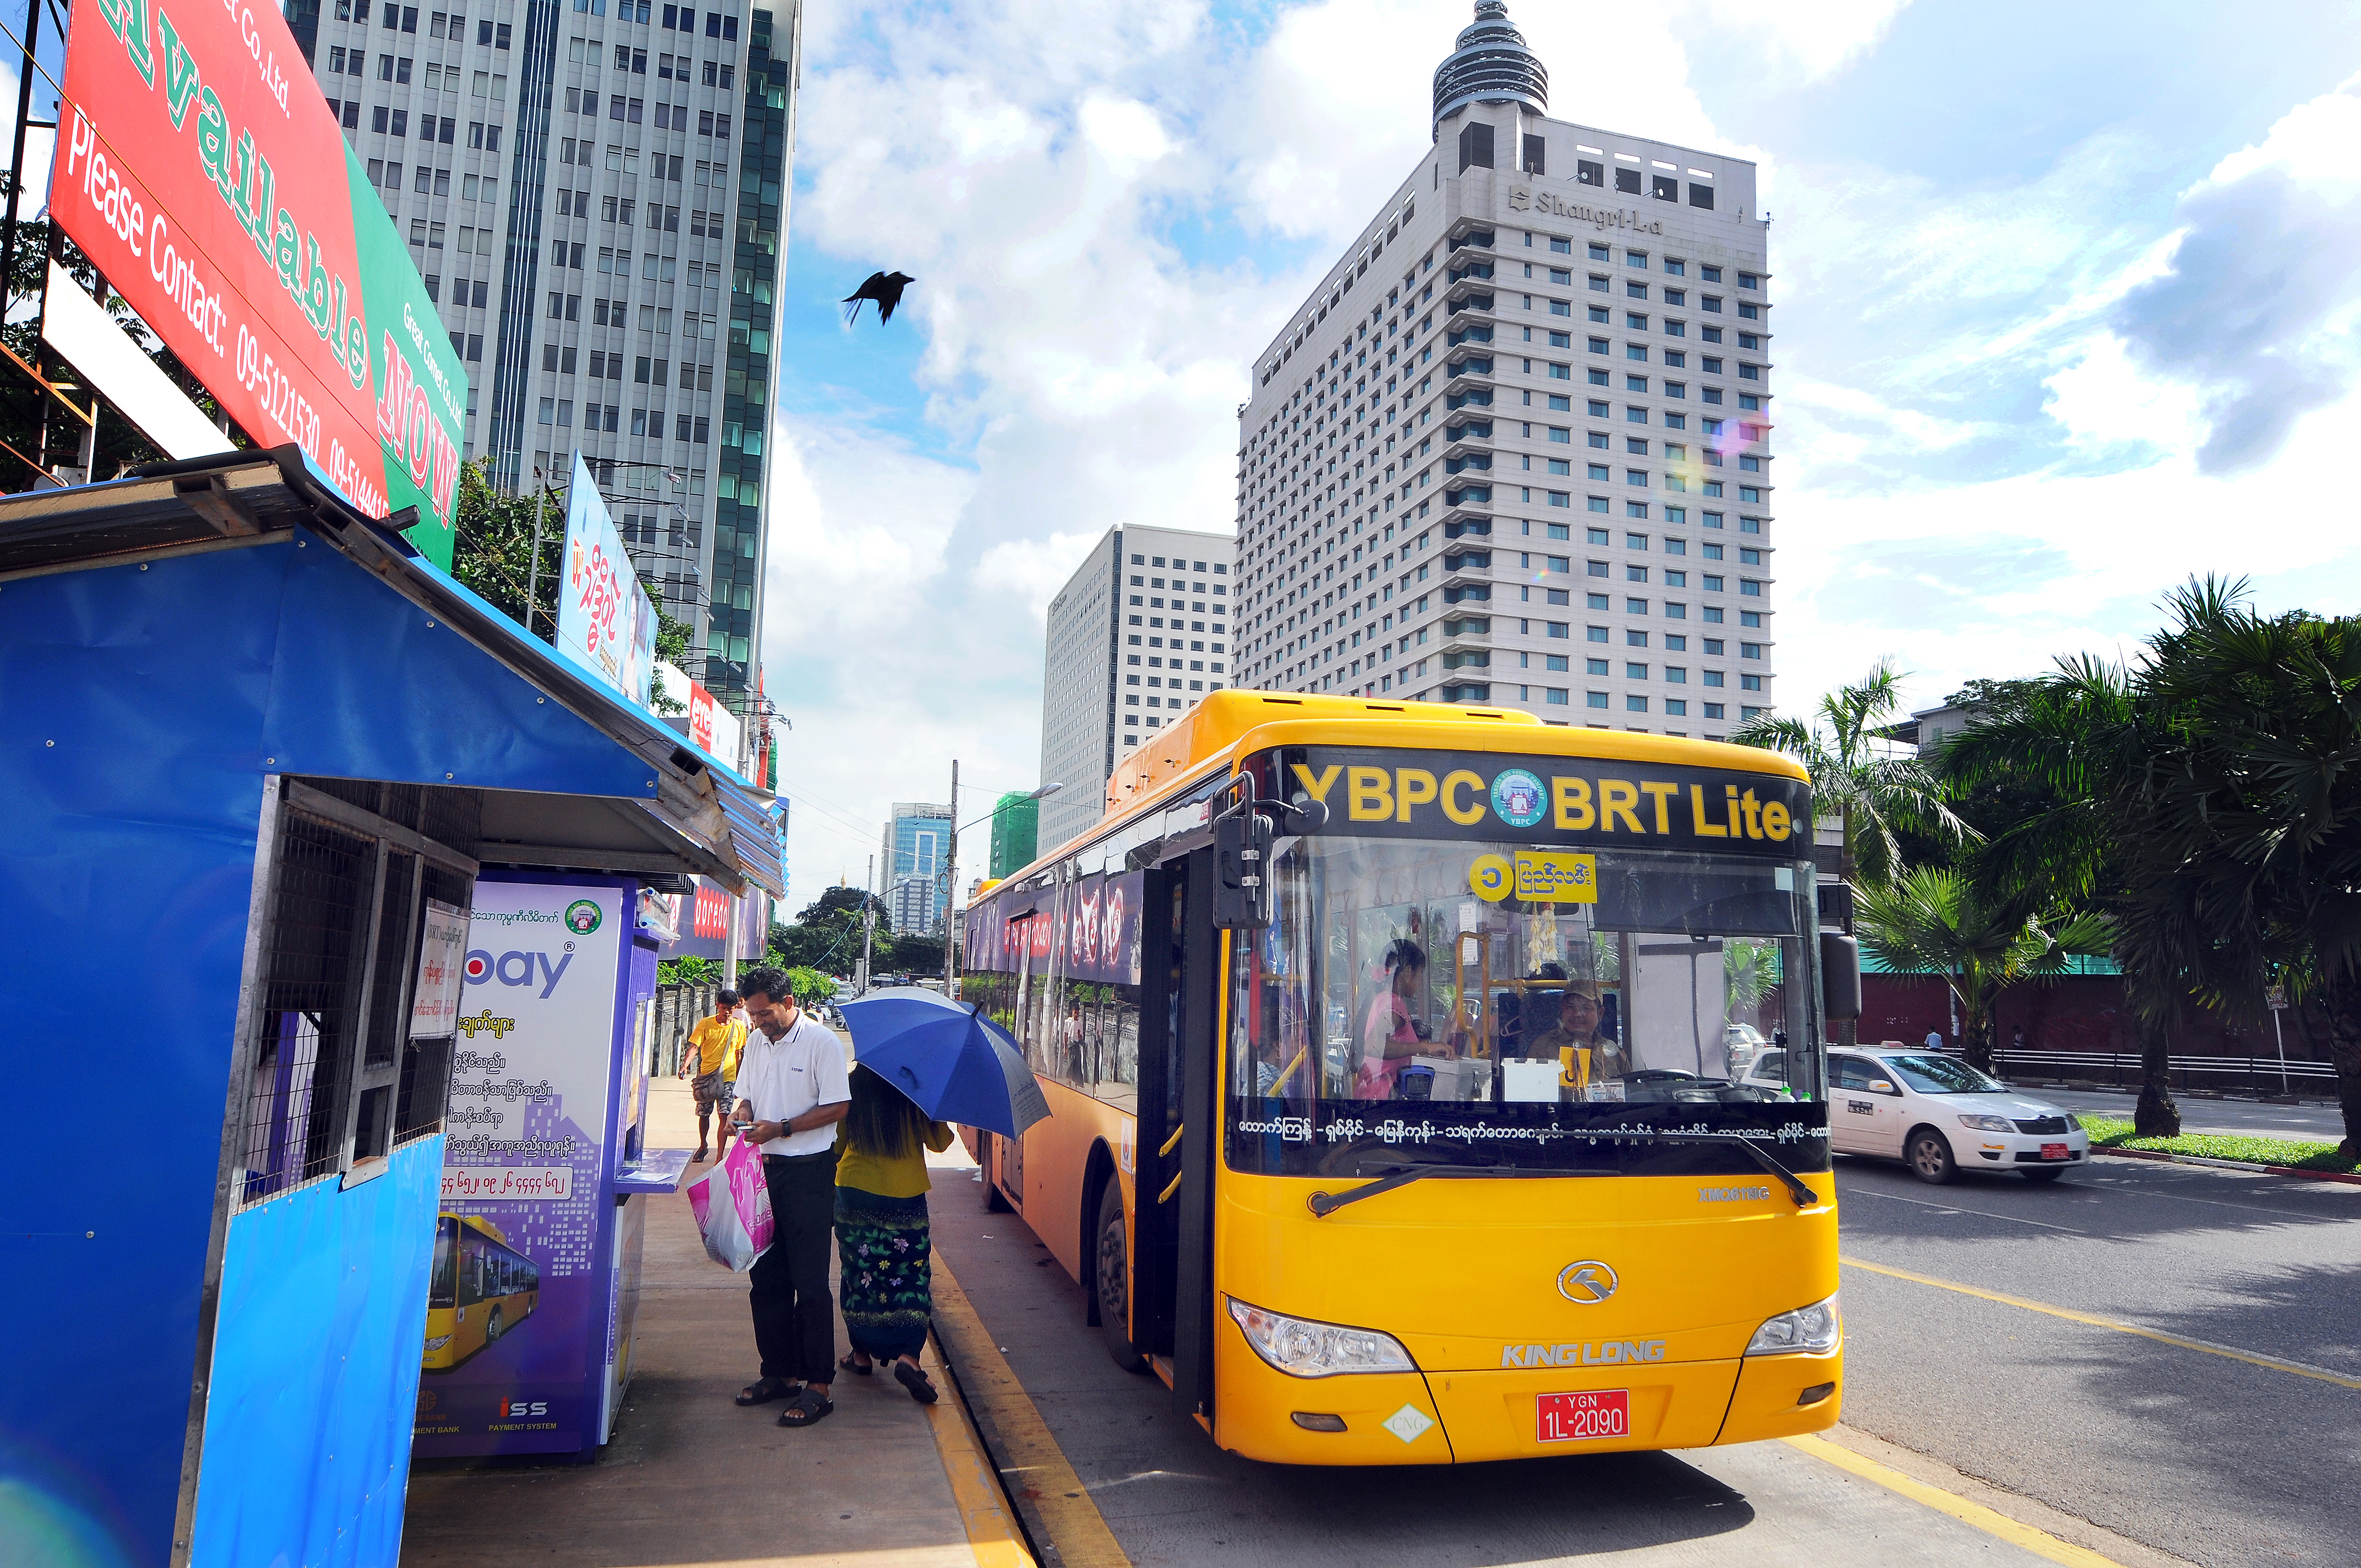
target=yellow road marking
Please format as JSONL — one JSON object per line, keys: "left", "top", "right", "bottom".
{"left": 921, "top": 1330, "right": 1039, "bottom": 1568}
{"left": 1843, "top": 1255, "right": 2361, "bottom": 1390}
{"left": 1785, "top": 1433, "right": 2131, "bottom": 1568}
{"left": 931, "top": 1252, "right": 1133, "bottom": 1568}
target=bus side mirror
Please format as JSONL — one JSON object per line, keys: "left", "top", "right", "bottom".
{"left": 1819, "top": 933, "right": 1862, "bottom": 1023}
{"left": 1214, "top": 813, "right": 1274, "bottom": 929}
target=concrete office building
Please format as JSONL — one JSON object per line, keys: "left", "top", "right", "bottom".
{"left": 882, "top": 801, "right": 951, "bottom": 935}
{"left": 294, "top": 0, "right": 801, "bottom": 722}
{"left": 1036, "top": 524, "right": 1237, "bottom": 850}
{"left": 1229, "top": 1, "right": 1777, "bottom": 737}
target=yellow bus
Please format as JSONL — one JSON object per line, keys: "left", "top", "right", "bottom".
{"left": 961, "top": 691, "right": 1853, "bottom": 1465}
{"left": 422, "top": 1213, "right": 542, "bottom": 1371}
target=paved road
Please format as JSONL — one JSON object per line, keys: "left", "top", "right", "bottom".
{"left": 931, "top": 1146, "right": 2359, "bottom": 1568}
{"left": 1831, "top": 1152, "right": 2361, "bottom": 1568}
{"left": 2020, "top": 1088, "right": 2347, "bottom": 1144}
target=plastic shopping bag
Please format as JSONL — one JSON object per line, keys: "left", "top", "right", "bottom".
{"left": 686, "top": 1135, "right": 774, "bottom": 1271}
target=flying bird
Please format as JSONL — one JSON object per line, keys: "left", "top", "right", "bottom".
{"left": 842, "top": 271, "right": 915, "bottom": 325}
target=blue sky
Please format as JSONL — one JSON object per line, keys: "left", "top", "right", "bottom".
{"left": 757, "top": 0, "right": 2361, "bottom": 902}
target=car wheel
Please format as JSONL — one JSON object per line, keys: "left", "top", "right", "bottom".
{"left": 2022, "top": 1167, "right": 2067, "bottom": 1183}
{"left": 1095, "top": 1182, "right": 1148, "bottom": 1373}
{"left": 1907, "top": 1128, "right": 1957, "bottom": 1185}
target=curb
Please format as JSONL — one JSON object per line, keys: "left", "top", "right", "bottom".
{"left": 921, "top": 1326, "right": 1041, "bottom": 1568}
{"left": 2090, "top": 1145, "right": 2361, "bottom": 1186}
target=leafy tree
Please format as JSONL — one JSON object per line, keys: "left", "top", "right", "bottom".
{"left": 1731, "top": 658, "right": 1972, "bottom": 891}
{"left": 2112, "top": 579, "right": 2361, "bottom": 1157}
{"left": 1731, "top": 660, "right": 1972, "bottom": 1047}
{"left": 767, "top": 886, "right": 889, "bottom": 973}
{"left": 1946, "top": 577, "right": 2361, "bottom": 1153}
{"left": 451, "top": 458, "right": 564, "bottom": 635}
{"left": 1939, "top": 657, "right": 2185, "bottom": 1131}
{"left": 1854, "top": 868, "right": 2111, "bottom": 1074}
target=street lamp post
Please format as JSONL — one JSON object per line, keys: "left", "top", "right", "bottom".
{"left": 937, "top": 777, "right": 1064, "bottom": 998}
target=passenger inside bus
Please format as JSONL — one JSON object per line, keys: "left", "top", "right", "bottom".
{"left": 1356, "top": 938, "right": 1440, "bottom": 1099}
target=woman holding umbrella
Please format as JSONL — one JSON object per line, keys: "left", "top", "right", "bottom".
{"left": 834, "top": 1065, "right": 956, "bottom": 1402}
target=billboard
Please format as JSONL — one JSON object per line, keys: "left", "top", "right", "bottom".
{"left": 417, "top": 880, "right": 627, "bottom": 1457}
{"left": 54, "top": 0, "right": 467, "bottom": 564}
{"left": 557, "top": 453, "right": 656, "bottom": 707}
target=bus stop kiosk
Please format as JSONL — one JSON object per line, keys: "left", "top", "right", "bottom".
{"left": 411, "top": 870, "right": 694, "bottom": 1461}
{"left": 0, "top": 450, "right": 781, "bottom": 1567}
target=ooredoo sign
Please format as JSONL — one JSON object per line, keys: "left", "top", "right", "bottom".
{"left": 57, "top": 0, "right": 467, "bottom": 564}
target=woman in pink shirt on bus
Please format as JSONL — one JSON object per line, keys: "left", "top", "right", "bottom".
{"left": 1358, "top": 939, "right": 1440, "bottom": 1099}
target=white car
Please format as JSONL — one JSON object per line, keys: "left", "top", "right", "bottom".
{"left": 1743, "top": 1046, "right": 2090, "bottom": 1183}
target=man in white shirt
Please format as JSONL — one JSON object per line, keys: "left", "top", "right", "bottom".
{"left": 727, "top": 967, "right": 851, "bottom": 1428}
{"left": 1925, "top": 1028, "right": 1945, "bottom": 1052}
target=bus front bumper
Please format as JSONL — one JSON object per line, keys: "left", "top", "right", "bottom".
{"left": 1214, "top": 1335, "right": 1843, "bottom": 1463}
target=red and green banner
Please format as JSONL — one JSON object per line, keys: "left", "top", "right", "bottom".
{"left": 55, "top": 0, "right": 467, "bottom": 565}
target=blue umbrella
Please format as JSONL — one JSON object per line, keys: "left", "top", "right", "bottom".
{"left": 839, "top": 988, "right": 1051, "bottom": 1139}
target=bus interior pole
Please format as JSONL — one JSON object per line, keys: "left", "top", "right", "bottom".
{"left": 941, "top": 759, "right": 958, "bottom": 996}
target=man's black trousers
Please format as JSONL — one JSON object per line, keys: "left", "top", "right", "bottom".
{"left": 750, "top": 1150, "right": 836, "bottom": 1382}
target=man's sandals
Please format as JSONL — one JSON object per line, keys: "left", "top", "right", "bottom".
{"left": 777, "top": 1386, "right": 833, "bottom": 1427}
{"left": 735, "top": 1376, "right": 795, "bottom": 1406}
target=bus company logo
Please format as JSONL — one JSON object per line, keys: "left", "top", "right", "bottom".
{"left": 564, "top": 900, "right": 603, "bottom": 935}
{"left": 1491, "top": 769, "right": 1548, "bottom": 828}
{"left": 1557, "top": 1260, "right": 1619, "bottom": 1304}
{"left": 1500, "top": 1339, "right": 1667, "bottom": 1369}
{"left": 498, "top": 1397, "right": 550, "bottom": 1418}
{"left": 1698, "top": 1185, "right": 1773, "bottom": 1202}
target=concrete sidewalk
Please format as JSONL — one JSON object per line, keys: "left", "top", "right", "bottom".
{"left": 401, "top": 1079, "right": 1022, "bottom": 1568}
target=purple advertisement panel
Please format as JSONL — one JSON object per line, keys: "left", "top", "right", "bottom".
{"left": 967, "top": 870, "right": 1143, "bottom": 984}
{"left": 412, "top": 880, "right": 624, "bottom": 1458}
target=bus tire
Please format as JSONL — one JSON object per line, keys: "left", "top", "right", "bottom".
{"left": 1906, "top": 1126, "right": 1957, "bottom": 1185}
{"left": 1095, "top": 1182, "right": 1148, "bottom": 1374}
{"left": 981, "top": 1136, "right": 1012, "bottom": 1213}
{"left": 486, "top": 1306, "right": 505, "bottom": 1342}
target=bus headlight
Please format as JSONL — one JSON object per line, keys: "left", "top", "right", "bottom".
{"left": 423, "top": 1335, "right": 453, "bottom": 1352}
{"left": 1745, "top": 1294, "right": 1841, "bottom": 1356}
{"left": 1227, "top": 1297, "right": 1416, "bottom": 1378}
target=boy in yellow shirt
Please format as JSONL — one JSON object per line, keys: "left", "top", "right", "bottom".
{"left": 680, "top": 989, "right": 746, "bottom": 1162}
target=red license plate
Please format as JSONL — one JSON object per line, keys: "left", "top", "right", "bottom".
{"left": 1537, "top": 1389, "right": 1629, "bottom": 1443}
{"left": 2041, "top": 1142, "right": 2069, "bottom": 1160}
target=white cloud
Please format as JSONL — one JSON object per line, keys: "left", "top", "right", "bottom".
{"left": 1683, "top": 0, "right": 1912, "bottom": 82}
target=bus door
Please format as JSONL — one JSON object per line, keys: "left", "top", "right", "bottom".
{"left": 1132, "top": 851, "right": 1220, "bottom": 1422}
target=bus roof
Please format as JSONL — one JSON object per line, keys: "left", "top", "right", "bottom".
{"left": 994, "top": 689, "right": 1809, "bottom": 888}
{"left": 443, "top": 1213, "right": 513, "bottom": 1246}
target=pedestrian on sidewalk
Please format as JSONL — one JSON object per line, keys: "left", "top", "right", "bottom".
{"left": 681, "top": 989, "right": 746, "bottom": 1163}
{"left": 833, "top": 1065, "right": 955, "bottom": 1404}
{"left": 728, "top": 967, "right": 850, "bottom": 1429}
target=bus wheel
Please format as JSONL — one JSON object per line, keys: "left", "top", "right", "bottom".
{"left": 1095, "top": 1183, "right": 1147, "bottom": 1374}
{"left": 981, "top": 1137, "right": 1011, "bottom": 1213}
{"left": 486, "top": 1306, "right": 505, "bottom": 1342}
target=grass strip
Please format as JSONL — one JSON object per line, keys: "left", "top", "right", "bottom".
{"left": 2081, "top": 1115, "right": 2358, "bottom": 1174}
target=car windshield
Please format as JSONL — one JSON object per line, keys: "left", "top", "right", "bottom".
{"left": 1226, "top": 834, "right": 1829, "bottom": 1176}
{"left": 1881, "top": 1054, "right": 2007, "bottom": 1095}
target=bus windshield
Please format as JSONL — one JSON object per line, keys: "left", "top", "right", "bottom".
{"left": 1226, "top": 833, "right": 1828, "bottom": 1178}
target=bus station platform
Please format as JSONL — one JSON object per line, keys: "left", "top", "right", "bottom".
{"left": 400, "top": 1077, "right": 1031, "bottom": 1568}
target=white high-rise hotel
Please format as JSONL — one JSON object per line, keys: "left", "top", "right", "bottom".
{"left": 1232, "top": 3, "right": 1776, "bottom": 736}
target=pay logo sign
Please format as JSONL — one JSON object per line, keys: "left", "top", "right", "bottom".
{"left": 464, "top": 949, "right": 574, "bottom": 999}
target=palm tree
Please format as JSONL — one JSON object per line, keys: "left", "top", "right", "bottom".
{"left": 1731, "top": 661, "right": 1972, "bottom": 1047}
{"left": 1854, "top": 868, "right": 2112, "bottom": 1074}
{"left": 1948, "top": 578, "right": 2361, "bottom": 1154}
{"left": 1731, "top": 659, "right": 1972, "bottom": 892}
{"left": 2114, "top": 580, "right": 2361, "bottom": 1158}
{"left": 1939, "top": 658, "right": 2187, "bottom": 1134}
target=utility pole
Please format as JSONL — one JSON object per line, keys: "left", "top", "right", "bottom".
{"left": 940, "top": 759, "right": 959, "bottom": 997}
{"left": 524, "top": 466, "right": 548, "bottom": 636}
{"left": 858, "top": 853, "right": 875, "bottom": 995}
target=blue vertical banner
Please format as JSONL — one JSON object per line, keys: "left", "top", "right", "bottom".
{"left": 556, "top": 453, "right": 656, "bottom": 707}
